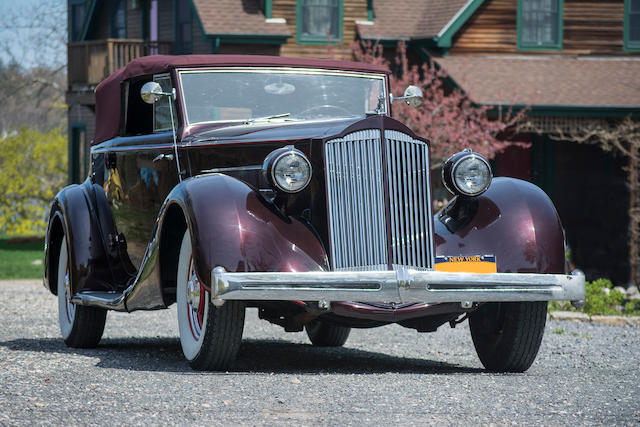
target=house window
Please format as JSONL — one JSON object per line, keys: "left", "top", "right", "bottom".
{"left": 110, "top": 0, "right": 127, "bottom": 39}
{"left": 70, "top": 124, "right": 87, "bottom": 184}
{"left": 625, "top": 0, "right": 640, "bottom": 51}
{"left": 175, "top": 0, "right": 193, "bottom": 54}
{"left": 517, "top": 0, "right": 563, "bottom": 50}
{"left": 70, "top": 0, "right": 86, "bottom": 42}
{"left": 297, "top": 0, "right": 343, "bottom": 44}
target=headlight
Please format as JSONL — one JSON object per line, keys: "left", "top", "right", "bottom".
{"left": 264, "top": 147, "right": 312, "bottom": 193}
{"left": 442, "top": 149, "right": 492, "bottom": 197}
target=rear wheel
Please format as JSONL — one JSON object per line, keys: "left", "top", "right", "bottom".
{"left": 177, "top": 231, "right": 245, "bottom": 371}
{"left": 57, "top": 236, "right": 107, "bottom": 348}
{"left": 305, "top": 319, "right": 350, "bottom": 347}
{"left": 469, "top": 301, "right": 547, "bottom": 373}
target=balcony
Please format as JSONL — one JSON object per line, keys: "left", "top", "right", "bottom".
{"left": 68, "top": 39, "right": 172, "bottom": 88}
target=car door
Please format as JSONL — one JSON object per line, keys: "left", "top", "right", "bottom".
{"left": 102, "top": 73, "right": 181, "bottom": 271}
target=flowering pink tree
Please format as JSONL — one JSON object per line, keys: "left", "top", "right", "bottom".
{"left": 352, "top": 42, "right": 528, "bottom": 168}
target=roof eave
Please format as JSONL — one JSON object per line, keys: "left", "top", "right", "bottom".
{"left": 435, "top": 0, "right": 486, "bottom": 48}
{"left": 485, "top": 103, "right": 640, "bottom": 118}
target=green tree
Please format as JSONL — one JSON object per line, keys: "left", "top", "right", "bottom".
{"left": 0, "top": 127, "right": 66, "bottom": 235}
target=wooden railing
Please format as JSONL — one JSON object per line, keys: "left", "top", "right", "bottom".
{"left": 68, "top": 39, "right": 173, "bottom": 87}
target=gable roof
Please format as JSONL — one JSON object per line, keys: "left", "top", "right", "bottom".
{"left": 435, "top": 56, "right": 640, "bottom": 110}
{"left": 357, "top": 0, "right": 478, "bottom": 46}
{"left": 192, "top": 0, "right": 290, "bottom": 37}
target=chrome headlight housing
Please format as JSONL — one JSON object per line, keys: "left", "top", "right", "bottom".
{"left": 442, "top": 149, "right": 492, "bottom": 197}
{"left": 263, "top": 147, "right": 312, "bottom": 193}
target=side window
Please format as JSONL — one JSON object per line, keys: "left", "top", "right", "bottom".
{"left": 153, "top": 74, "right": 177, "bottom": 132}
{"left": 625, "top": 0, "right": 640, "bottom": 51}
{"left": 110, "top": 0, "right": 126, "bottom": 39}
{"left": 297, "top": 0, "right": 342, "bottom": 44}
{"left": 517, "top": 0, "right": 563, "bottom": 50}
{"left": 175, "top": 0, "right": 193, "bottom": 54}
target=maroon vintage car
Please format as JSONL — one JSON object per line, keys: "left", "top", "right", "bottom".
{"left": 43, "top": 55, "right": 584, "bottom": 372}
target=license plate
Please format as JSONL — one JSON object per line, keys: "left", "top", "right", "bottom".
{"left": 434, "top": 255, "right": 497, "bottom": 274}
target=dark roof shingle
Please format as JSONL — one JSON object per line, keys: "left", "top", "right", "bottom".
{"left": 357, "top": 0, "right": 468, "bottom": 40}
{"left": 192, "top": 0, "right": 290, "bottom": 36}
{"left": 436, "top": 56, "right": 640, "bottom": 107}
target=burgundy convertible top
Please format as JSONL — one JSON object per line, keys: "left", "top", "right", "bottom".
{"left": 93, "top": 54, "right": 390, "bottom": 144}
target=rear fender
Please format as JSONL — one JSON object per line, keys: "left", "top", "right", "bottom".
{"left": 43, "top": 180, "right": 114, "bottom": 295}
{"left": 434, "top": 177, "right": 565, "bottom": 274}
{"left": 161, "top": 173, "right": 329, "bottom": 290}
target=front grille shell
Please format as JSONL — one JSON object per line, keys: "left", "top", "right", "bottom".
{"left": 325, "top": 128, "right": 434, "bottom": 271}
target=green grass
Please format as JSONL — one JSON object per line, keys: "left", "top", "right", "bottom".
{"left": 0, "top": 237, "right": 44, "bottom": 279}
{"left": 549, "top": 278, "right": 640, "bottom": 317}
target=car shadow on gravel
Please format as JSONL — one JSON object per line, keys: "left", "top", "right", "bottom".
{"left": 0, "top": 337, "right": 482, "bottom": 375}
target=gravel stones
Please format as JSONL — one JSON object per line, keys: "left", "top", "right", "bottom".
{"left": 1, "top": 280, "right": 639, "bottom": 425}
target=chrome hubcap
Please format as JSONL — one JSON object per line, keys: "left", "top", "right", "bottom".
{"left": 187, "top": 273, "right": 201, "bottom": 311}
{"left": 186, "top": 256, "right": 204, "bottom": 340}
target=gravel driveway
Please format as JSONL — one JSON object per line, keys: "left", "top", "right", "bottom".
{"left": 1, "top": 279, "right": 639, "bottom": 425}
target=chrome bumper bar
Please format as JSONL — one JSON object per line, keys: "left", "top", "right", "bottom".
{"left": 211, "top": 267, "right": 585, "bottom": 305}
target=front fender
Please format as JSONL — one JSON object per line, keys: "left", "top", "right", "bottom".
{"left": 162, "top": 174, "right": 329, "bottom": 289}
{"left": 434, "top": 177, "right": 565, "bottom": 274}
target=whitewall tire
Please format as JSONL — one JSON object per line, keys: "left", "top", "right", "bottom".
{"left": 57, "top": 236, "right": 106, "bottom": 348}
{"left": 176, "top": 230, "right": 245, "bottom": 370}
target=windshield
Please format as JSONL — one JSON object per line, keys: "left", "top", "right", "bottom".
{"left": 178, "top": 68, "right": 387, "bottom": 125}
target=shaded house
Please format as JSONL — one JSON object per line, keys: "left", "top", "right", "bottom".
{"left": 67, "top": 0, "right": 640, "bottom": 285}
{"left": 357, "top": 0, "right": 640, "bottom": 286}
{"left": 67, "top": 0, "right": 371, "bottom": 174}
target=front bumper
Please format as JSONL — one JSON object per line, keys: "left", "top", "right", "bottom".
{"left": 211, "top": 267, "right": 585, "bottom": 306}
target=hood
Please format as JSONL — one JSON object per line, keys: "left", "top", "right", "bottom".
{"left": 182, "top": 117, "right": 365, "bottom": 146}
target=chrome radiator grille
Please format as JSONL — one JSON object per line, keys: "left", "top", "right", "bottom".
{"left": 325, "top": 129, "right": 434, "bottom": 271}
{"left": 384, "top": 130, "right": 434, "bottom": 270}
{"left": 325, "top": 130, "right": 388, "bottom": 271}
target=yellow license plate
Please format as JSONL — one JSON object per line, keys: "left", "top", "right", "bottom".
{"left": 434, "top": 255, "right": 497, "bottom": 274}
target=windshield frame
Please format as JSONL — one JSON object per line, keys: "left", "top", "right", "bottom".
{"left": 176, "top": 67, "right": 389, "bottom": 126}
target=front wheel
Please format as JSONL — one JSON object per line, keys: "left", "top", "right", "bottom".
{"left": 305, "top": 319, "right": 350, "bottom": 347}
{"left": 177, "top": 231, "right": 245, "bottom": 371}
{"left": 57, "top": 236, "right": 107, "bottom": 348}
{"left": 469, "top": 301, "right": 547, "bottom": 373}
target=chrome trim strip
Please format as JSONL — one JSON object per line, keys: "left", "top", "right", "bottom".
{"left": 211, "top": 268, "right": 586, "bottom": 304}
{"left": 72, "top": 291, "right": 127, "bottom": 311}
{"left": 201, "top": 165, "right": 262, "bottom": 173}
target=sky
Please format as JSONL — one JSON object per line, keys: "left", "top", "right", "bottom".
{"left": 0, "top": 0, "right": 66, "bottom": 69}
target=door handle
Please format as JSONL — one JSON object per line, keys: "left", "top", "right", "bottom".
{"left": 153, "top": 153, "right": 174, "bottom": 163}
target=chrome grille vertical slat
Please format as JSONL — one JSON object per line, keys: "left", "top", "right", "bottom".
{"left": 325, "top": 129, "right": 433, "bottom": 271}
{"left": 385, "top": 130, "right": 433, "bottom": 270}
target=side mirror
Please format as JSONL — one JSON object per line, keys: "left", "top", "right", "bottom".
{"left": 140, "top": 81, "right": 165, "bottom": 104}
{"left": 391, "top": 85, "right": 423, "bottom": 107}
{"left": 403, "top": 85, "right": 423, "bottom": 107}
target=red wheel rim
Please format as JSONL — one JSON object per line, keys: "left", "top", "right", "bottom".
{"left": 186, "top": 255, "right": 205, "bottom": 340}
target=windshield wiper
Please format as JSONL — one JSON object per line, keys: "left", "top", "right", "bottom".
{"left": 245, "top": 113, "right": 291, "bottom": 124}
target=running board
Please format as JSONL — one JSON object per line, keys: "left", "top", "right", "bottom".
{"left": 72, "top": 291, "right": 127, "bottom": 311}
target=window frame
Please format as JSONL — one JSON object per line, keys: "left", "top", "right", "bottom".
{"left": 110, "top": 0, "right": 127, "bottom": 39}
{"left": 70, "top": 123, "right": 88, "bottom": 184}
{"left": 296, "top": 0, "right": 343, "bottom": 45}
{"left": 516, "top": 0, "right": 564, "bottom": 51}
{"left": 174, "top": 0, "right": 193, "bottom": 54}
{"left": 625, "top": 0, "right": 640, "bottom": 52}
{"left": 153, "top": 74, "right": 177, "bottom": 133}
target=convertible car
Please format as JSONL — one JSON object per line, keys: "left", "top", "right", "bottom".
{"left": 43, "top": 55, "right": 584, "bottom": 372}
